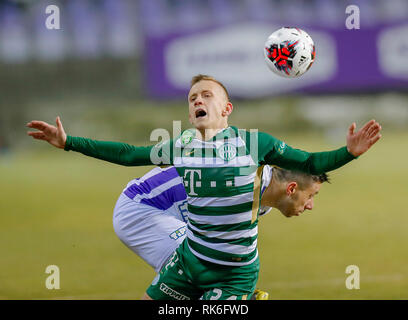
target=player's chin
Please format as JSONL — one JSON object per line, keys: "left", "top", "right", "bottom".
{"left": 289, "top": 212, "right": 301, "bottom": 217}
{"left": 194, "top": 118, "right": 209, "bottom": 129}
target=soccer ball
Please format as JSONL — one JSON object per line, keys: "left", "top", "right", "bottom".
{"left": 264, "top": 27, "right": 315, "bottom": 78}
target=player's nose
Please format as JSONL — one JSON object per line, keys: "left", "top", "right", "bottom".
{"left": 305, "top": 199, "right": 313, "bottom": 210}
{"left": 194, "top": 96, "right": 204, "bottom": 106}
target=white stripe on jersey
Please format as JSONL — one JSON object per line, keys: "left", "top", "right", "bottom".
{"left": 234, "top": 171, "right": 257, "bottom": 187}
{"left": 187, "top": 191, "right": 254, "bottom": 207}
{"left": 188, "top": 209, "right": 252, "bottom": 225}
{"left": 174, "top": 155, "right": 256, "bottom": 167}
{"left": 175, "top": 136, "right": 246, "bottom": 149}
{"left": 186, "top": 228, "right": 258, "bottom": 255}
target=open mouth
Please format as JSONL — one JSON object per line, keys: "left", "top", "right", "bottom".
{"left": 195, "top": 109, "right": 207, "bottom": 118}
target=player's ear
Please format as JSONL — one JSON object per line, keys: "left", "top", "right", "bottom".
{"left": 286, "top": 182, "right": 297, "bottom": 196}
{"left": 223, "top": 102, "right": 233, "bottom": 116}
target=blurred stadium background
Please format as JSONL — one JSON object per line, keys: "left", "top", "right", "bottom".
{"left": 1, "top": 0, "right": 407, "bottom": 299}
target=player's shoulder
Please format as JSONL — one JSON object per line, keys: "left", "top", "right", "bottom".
{"left": 229, "top": 126, "right": 252, "bottom": 140}
{"left": 231, "top": 126, "right": 274, "bottom": 137}
{"left": 139, "top": 165, "right": 178, "bottom": 181}
{"left": 230, "top": 127, "right": 279, "bottom": 145}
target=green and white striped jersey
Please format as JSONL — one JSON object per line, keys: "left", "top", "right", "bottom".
{"left": 164, "top": 126, "right": 275, "bottom": 266}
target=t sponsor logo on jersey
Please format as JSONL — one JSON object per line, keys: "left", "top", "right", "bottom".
{"left": 217, "top": 143, "right": 237, "bottom": 161}
{"left": 184, "top": 169, "right": 201, "bottom": 196}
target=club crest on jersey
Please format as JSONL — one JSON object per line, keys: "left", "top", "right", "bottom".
{"left": 217, "top": 143, "right": 237, "bottom": 161}
{"left": 180, "top": 130, "right": 195, "bottom": 146}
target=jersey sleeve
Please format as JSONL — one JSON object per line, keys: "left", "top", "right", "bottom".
{"left": 257, "top": 132, "right": 356, "bottom": 174}
{"left": 64, "top": 135, "right": 174, "bottom": 166}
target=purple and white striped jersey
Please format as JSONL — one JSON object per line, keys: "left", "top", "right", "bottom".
{"left": 123, "top": 166, "right": 189, "bottom": 223}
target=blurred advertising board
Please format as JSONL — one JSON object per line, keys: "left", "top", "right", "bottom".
{"left": 144, "top": 21, "right": 408, "bottom": 98}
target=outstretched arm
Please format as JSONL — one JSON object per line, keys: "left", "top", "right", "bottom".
{"left": 27, "top": 117, "right": 171, "bottom": 166}
{"left": 259, "top": 120, "right": 382, "bottom": 174}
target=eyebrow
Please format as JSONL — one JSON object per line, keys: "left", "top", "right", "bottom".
{"left": 189, "top": 90, "right": 212, "bottom": 100}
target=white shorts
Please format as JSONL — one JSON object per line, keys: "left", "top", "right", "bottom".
{"left": 113, "top": 193, "right": 187, "bottom": 273}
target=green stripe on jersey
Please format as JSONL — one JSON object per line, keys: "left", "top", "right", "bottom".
{"left": 188, "top": 201, "right": 253, "bottom": 216}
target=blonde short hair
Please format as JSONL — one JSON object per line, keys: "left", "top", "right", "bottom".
{"left": 190, "top": 74, "right": 230, "bottom": 102}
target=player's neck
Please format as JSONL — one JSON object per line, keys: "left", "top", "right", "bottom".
{"left": 196, "top": 126, "right": 228, "bottom": 141}
{"left": 260, "top": 179, "right": 281, "bottom": 208}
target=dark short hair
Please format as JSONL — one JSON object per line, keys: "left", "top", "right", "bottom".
{"left": 272, "top": 166, "right": 330, "bottom": 190}
{"left": 190, "top": 74, "right": 230, "bottom": 102}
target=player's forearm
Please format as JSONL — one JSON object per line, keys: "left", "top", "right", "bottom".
{"left": 64, "top": 136, "right": 156, "bottom": 166}
{"left": 259, "top": 132, "right": 356, "bottom": 174}
{"left": 301, "top": 146, "right": 356, "bottom": 174}
{"left": 272, "top": 145, "right": 356, "bottom": 174}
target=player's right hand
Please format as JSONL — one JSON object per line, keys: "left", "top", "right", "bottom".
{"left": 26, "top": 116, "right": 67, "bottom": 149}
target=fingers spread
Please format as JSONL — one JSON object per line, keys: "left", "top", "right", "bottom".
{"left": 361, "top": 119, "right": 376, "bottom": 134}
{"left": 26, "top": 120, "right": 48, "bottom": 131}
{"left": 366, "top": 123, "right": 379, "bottom": 137}
{"left": 369, "top": 134, "right": 381, "bottom": 146}
{"left": 368, "top": 123, "right": 381, "bottom": 138}
{"left": 27, "top": 131, "right": 41, "bottom": 136}
{"left": 370, "top": 122, "right": 382, "bottom": 138}
{"left": 27, "top": 131, "right": 47, "bottom": 140}
{"left": 348, "top": 123, "right": 356, "bottom": 135}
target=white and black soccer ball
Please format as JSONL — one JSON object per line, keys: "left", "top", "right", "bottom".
{"left": 264, "top": 27, "right": 316, "bottom": 78}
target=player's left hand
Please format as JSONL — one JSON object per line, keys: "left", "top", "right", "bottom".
{"left": 346, "top": 119, "right": 382, "bottom": 157}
